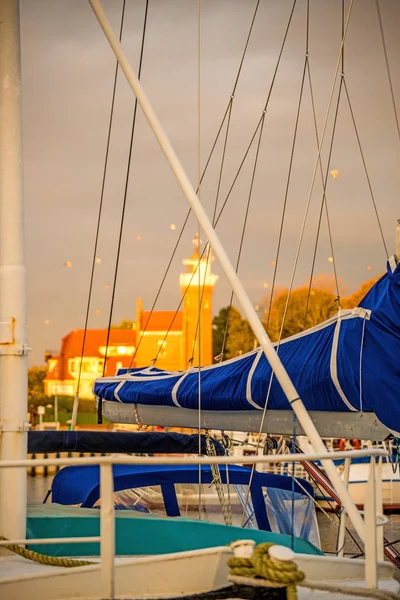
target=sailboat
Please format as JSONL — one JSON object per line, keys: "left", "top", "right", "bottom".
{"left": 1, "top": 0, "right": 400, "bottom": 598}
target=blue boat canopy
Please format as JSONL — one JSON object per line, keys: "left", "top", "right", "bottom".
{"left": 50, "top": 463, "right": 318, "bottom": 544}
{"left": 94, "top": 259, "right": 400, "bottom": 435}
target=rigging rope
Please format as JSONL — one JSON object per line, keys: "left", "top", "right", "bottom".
{"left": 241, "top": 0, "right": 309, "bottom": 524}
{"left": 151, "top": 0, "right": 296, "bottom": 368}
{"left": 99, "top": 0, "right": 150, "bottom": 426}
{"left": 198, "top": 0, "right": 299, "bottom": 364}
{"left": 205, "top": 434, "right": 232, "bottom": 526}
{"left": 266, "top": 58, "right": 308, "bottom": 331}
{"left": 0, "top": 536, "right": 93, "bottom": 567}
{"left": 303, "top": 77, "right": 344, "bottom": 327}
{"left": 303, "top": 57, "right": 341, "bottom": 315}
{"left": 375, "top": 0, "right": 400, "bottom": 143}
{"left": 241, "top": 0, "right": 354, "bottom": 527}
{"left": 342, "top": 78, "right": 389, "bottom": 259}
{"left": 71, "top": 0, "right": 127, "bottom": 430}
{"left": 274, "top": 0, "right": 353, "bottom": 342}
{"left": 228, "top": 542, "right": 304, "bottom": 600}
{"left": 128, "top": 0, "right": 261, "bottom": 370}
{"left": 196, "top": 0, "right": 203, "bottom": 519}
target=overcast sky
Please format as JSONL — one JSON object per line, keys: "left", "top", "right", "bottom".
{"left": 19, "top": 0, "right": 400, "bottom": 366}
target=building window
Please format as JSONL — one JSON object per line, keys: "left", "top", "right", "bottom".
{"left": 98, "top": 345, "right": 135, "bottom": 357}
{"left": 157, "top": 340, "right": 167, "bottom": 358}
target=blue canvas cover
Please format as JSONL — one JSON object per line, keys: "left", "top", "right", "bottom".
{"left": 93, "top": 260, "right": 400, "bottom": 434}
{"left": 28, "top": 430, "right": 224, "bottom": 456}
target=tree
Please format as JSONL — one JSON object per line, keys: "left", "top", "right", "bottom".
{"left": 28, "top": 366, "right": 47, "bottom": 406}
{"left": 213, "top": 306, "right": 256, "bottom": 361}
{"left": 341, "top": 275, "right": 381, "bottom": 308}
{"left": 266, "top": 286, "right": 337, "bottom": 342}
{"left": 112, "top": 319, "right": 134, "bottom": 329}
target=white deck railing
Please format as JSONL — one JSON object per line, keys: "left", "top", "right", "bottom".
{"left": 0, "top": 448, "right": 388, "bottom": 599}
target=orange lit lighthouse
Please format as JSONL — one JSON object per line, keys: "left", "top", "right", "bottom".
{"left": 180, "top": 234, "right": 218, "bottom": 367}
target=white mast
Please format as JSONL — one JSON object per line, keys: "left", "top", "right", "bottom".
{"left": 0, "top": 0, "right": 28, "bottom": 539}
{"left": 89, "top": 0, "right": 366, "bottom": 542}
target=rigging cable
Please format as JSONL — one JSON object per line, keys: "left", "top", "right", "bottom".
{"left": 342, "top": 78, "right": 389, "bottom": 258}
{"left": 190, "top": 0, "right": 298, "bottom": 364}
{"left": 71, "top": 0, "right": 127, "bottom": 430}
{"left": 241, "top": 0, "right": 309, "bottom": 525}
{"left": 272, "top": 0, "right": 354, "bottom": 345}
{"left": 302, "top": 56, "right": 341, "bottom": 326}
{"left": 304, "top": 0, "right": 390, "bottom": 327}
{"left": 241, "top": 0, "right": 355, "bottom": 526}
{"left": 196, "top": 0, "right": 203, "bottom": 520}
{"left": 303, "top": 77, "right": 344, "bottom": 327}
{"left": 375, "top": 0, "right": 400, "bottom": 143}
{"left": 128, "top": 0, "right": 261, "bottom": 370}
{"left": 99, "top": 0, "right": 150, "bottom": 424}
{"left": 303, "top": 0, "right": 346, "bottom": 328}
{"left": 190, "top": 0, "right": 263, "bottom": 366}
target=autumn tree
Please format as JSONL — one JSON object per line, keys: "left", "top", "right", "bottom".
{"left": 212, "top": 306, "right": 256, "bottom": 361}
{"left": 341, "top": 275, "right": 382, "bottom": 308}
{"left": 266, "top": 286, "right": 337, "bottom": 342}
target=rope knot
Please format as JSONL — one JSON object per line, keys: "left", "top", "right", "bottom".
{"left": 228, "top": 542, "right": 304, "bottom": 600}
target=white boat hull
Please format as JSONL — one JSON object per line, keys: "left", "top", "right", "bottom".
{"left": 1, "top": 546, "right": 398, "bottom": 600}
{"left": 0, "top": 546, "right": 232, "bottom": 600}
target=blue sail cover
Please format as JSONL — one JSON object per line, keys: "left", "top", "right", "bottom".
{"left": 93, "top": 260, "right": 400, "bottom": 435}
{"left": 28, "top": 431, "right": 224, "bottom": 456}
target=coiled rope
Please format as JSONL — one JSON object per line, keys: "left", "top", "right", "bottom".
{"left": 228, "top": 542, "right": 399, "bottom": 600}
{"left": 228, "top": 542, "right": 304, "bottom": 600}
{"left": 0, "top": 536, "right": 93, "bottom": 568}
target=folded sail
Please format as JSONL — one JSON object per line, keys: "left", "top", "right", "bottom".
{"left": 94, "top": 260, "right": 400, "bottom": 434}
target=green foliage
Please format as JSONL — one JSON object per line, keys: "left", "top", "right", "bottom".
{"left": 28, "top": 366, "right": 47, "bottom": 405}
{"left": 212, "top": 306, "right": 256, "bottom": 361}
{"left": 112, "top": 319, "right": 134, "bottom": 329}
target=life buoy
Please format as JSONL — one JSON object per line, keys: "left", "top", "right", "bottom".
{"left": 339, "top": 438, "right": 360, "bottom": 451}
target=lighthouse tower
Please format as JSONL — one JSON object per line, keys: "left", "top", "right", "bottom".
{"left": 180, "top": 235, "right": 218, "bottom": 367}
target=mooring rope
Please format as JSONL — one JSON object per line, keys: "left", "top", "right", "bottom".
{"left": 228, "top": 541, "right": 399, "bottom": 600}
{"left": 228, "top": 542, "right": 304, "bottom": 600}
{"left": 0, "top": 536, "right": 93, "bottom": 568}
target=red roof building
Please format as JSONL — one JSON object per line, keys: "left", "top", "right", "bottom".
{"left": 44, "top": 240, "right": 218, "bottom": 399}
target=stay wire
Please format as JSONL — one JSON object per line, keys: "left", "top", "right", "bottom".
{"left": 99, "top": 0, "right": 150, "bottom": 423}
{"left": 129, "top": 0, "right": 261, "bottom": 369}
{"left": 266, "top": 58, "right": 308, "bottom": 331}
{"left": 304, "top": 0, "right": 347, "bottom": 328}
{"left": 216, "top": 0, "right": 298, "bottom": 358}
{"left": 241, "top": 52, "right": 308, "bottom": 526}
{"left": 303, "top": 77, "right": 344, "bottom": 328}
{"left": 189, "top": 102, "right": 233, "bottom": 364}
{"left": 72, "top": 0, "right": 126, "bottom": 429}
{"left": 154, "top": 0, "right": 289, "bottom": 365}
{"left": 219, "top": 114, "right": 267, "bottom": 361}
{"left": 305, "top": 58, "right": 341, "bottom": 302}
{"left": 190, "top": 0, "right": 262, "bottom": 363}
{"left": 342, "top": 78, "right": 389, "bottom": 259}
{"left": 274, "top": 0, "right": 353, "bottom": 349}
{"left": 241, "top": 0, "right": 354, "bottom": 525}
{"left": 375, "top": 0, "right": 400, "bottom": 143}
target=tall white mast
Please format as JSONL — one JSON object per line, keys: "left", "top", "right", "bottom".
{"left": 0, "top": 0, "right": 28, "bottom": 539}
{"left": 89, "top": 0, "right": 366, "bottom": 542}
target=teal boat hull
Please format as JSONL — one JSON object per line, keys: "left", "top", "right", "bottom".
{"left": 26, "top": 504, "right": 323, "bottom": 557}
